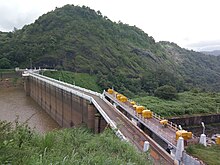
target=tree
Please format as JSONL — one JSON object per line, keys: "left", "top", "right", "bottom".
{"left": 0, "top": 58, "right": 11, "bottom": 69}
{"left": 154, "top": 85, "right": 178, "bottom": 100}
{"left": 141, "top": 72, "right": 158, "bottom": 94}
{"left": 141, "top": 69, "right": 185, "bottom": 94}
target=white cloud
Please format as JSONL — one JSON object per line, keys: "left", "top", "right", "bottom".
{"left": 0, "top": 0, "right": 220, "bottom": 51}
{"left": 186, "top": 40, "right": 220, "bottom": 51}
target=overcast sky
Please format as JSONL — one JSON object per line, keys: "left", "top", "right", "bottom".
{"left": 0, "top": 0, "right": 220, "bottom": 51}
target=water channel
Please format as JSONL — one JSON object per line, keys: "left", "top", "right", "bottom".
{"left": 0, "top": 87, "right": 60, "bottom": 133}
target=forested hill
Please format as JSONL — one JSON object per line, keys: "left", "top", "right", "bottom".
{"left": 1, "top": 4, "right": 220, "bottom": 95}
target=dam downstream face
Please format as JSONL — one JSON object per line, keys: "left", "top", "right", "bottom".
{"left": 0, "top": 87, "right": 60, "bottom": 133}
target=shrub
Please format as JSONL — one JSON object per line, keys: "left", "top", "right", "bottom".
{"left": 154, "top": 85, "right": 178, "bottom": 100}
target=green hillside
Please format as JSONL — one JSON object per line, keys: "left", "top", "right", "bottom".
{"left": 43, "top": 70, "right": 102, "bottom": 92}
{"left": 1, "top": 5, "right": 220, "bottom": 95}
{"left": 133, "top": 91, "right": 220, "bottom": 117}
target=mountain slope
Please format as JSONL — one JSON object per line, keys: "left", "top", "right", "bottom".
{"left": 1, "top": 5, "right": 220, "bottom": 95}
{"left": 201, "top": 50, "right": 220, "bottom": 56}
{"left": 160, "top": 42, "right": 220, "bottom": 91}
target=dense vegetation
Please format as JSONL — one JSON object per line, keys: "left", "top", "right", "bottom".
{"left": 133, "top": 91, "right": 220, "bottom": 117}
{"left": 186, "top": 144, "right": 220, "bottom": 165}
{"left": 0, "top": 120, "right": 150, "bottom": 164}
{"left": 1, "top": 5, "right": 220, "bottom": 96}
{"left": 43, "top": 70, "right": 102, "bottom": 92}
{"left": 154, "top": 85, "right": 178, "bottom": 100}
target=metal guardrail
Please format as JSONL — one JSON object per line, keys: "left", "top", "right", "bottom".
{"left": 122, "top": 94, "right": 179, "bottom": 132}
{"left": 30, "top": 72, "right": 102, "bottom": 98}
{"left": 153, "top": 113, "right": 179, "bottom": 131}
{"left": 29, "top": 73, "right": 92, "bottom": 101}
{"left": 103, "top": 91, "right": 177, "bottom": 149}
{"left": 113, "top": 91, "right": 179, "bottom": 131}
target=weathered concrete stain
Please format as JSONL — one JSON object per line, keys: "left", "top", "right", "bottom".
{"left": 168, "top": 114, "right": 220, "bottom": 136}
{"left": 169, "top": 114, "right": 220, "bottom": 126}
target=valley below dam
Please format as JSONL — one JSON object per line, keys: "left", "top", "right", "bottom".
{"left": 0, "top": 87, "right": 60, "bottom": 133}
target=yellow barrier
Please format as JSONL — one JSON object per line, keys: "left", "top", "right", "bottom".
{"left": 119, "top": 96, "right": 128, "bottom": 102}
{"left": 133, "top": 105, "right": 137, "bottom": 110}
{"left": 216, "top": 136, "right": 220, "bottom": 145}
{"left": 130, "top": 101, "right": 136, "bottom": 105}
{"left": 107, "top": 88, "right": 114, "bottom": 94}
{"left": 116, "top": 94, "right": 123, "bottom": 100}
{"left": 135, "top": 106, "right": 145, "bottom": 114}
{"left": 160, "top": 119, "right": 168, "bottom": 126}
{"left": 142, "top": 110, "right": 153, "bottom": 118}
{"left": 176, "top": 130, "right": 192, "bottom": 141}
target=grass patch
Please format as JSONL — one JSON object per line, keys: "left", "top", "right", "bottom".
{"left": 0, "top": 120, "right": 151, "bottom": 164}
{"left": 133, "top": 91, "right": 220, "bottom": 117}
{"left": 43, "top": 71, "right": 102, "bottom": 93}
{"left": 186, "top": 144, "right": 220, "bottom": 165}
{"left": 0, "top": 69, "right": 15, "bottom": 73}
